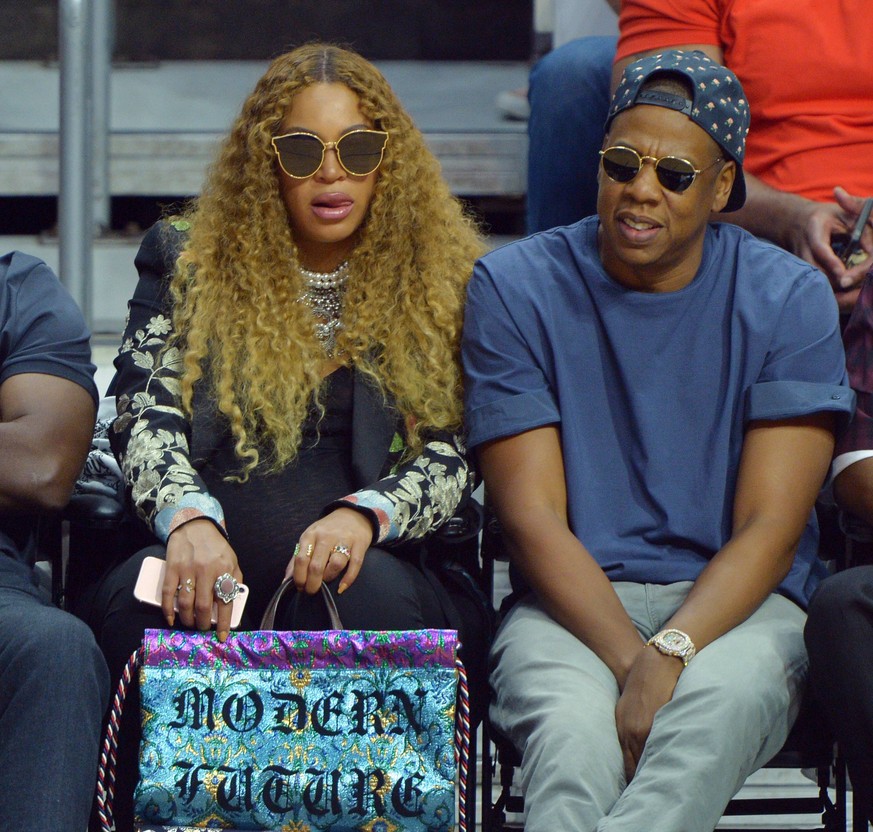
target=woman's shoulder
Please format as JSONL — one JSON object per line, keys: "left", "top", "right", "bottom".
{"left": 135, "top": 218, "right": 190, "bottom": 282}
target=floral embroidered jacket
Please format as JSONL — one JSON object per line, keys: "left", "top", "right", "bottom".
{"left": 109, "top": 221, "right": 475, "bottom": 548}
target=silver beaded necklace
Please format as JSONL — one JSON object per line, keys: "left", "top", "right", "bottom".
{"left": 298, "top": 260, "right": 349, "bottom": 355}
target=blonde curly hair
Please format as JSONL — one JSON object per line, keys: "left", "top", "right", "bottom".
{"left": 167, "top": 43, "right": 485, "bottom": 475}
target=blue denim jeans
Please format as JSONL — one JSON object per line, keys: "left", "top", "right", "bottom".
{"left": 0, "top": 557, "right": 109, "bottom": 832}
{"left": 526, "top": 36, "right": 617, "bottom": 234}
{"left": 490, "top": 582, "right": 808, "bottom": 832}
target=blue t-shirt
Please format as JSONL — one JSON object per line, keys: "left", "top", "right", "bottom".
{"left": 0, "top": 251, "right": 97, "bottom": 565}
{"left": 462, "top": 218, "right": 854, "bottom": 608}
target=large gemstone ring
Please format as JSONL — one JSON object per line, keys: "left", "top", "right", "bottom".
{"left": 213, "top": 573, "right": 241, "bottom": 605}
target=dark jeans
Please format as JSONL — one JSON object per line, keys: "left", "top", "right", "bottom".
{"left": 804, "top": 565, "right": 873, "bottom": 824}
{"left": 0, "top": 557, "right": 109, "bottom": 832}
{"left": 526, "top": 35, "right": 617, "bottom": 233}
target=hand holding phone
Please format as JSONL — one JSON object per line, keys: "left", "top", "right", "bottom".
{"left": 834, "top": 196, "right": 873, "bottom": 266}
{"left": 134, "top": 555, "right": 248, "bottom": 629}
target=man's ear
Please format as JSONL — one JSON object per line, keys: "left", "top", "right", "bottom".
{"left": 712, "top": 160, "right": 736, "bottom": 213}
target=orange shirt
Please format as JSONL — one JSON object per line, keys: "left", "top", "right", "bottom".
{"left": 616, "top": 0, "right": 873, "bottom": 203}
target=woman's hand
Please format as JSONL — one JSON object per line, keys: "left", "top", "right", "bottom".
{"left": 162, "top": 518, "right": 243, "bottom": 641}
{"left": 286, "top": 507, "right": 375, "bottom": 595}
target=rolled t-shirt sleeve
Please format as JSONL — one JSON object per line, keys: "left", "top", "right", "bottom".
{"left": 746, "top": 266, "right": 854, "bottom": 424}
{"left": 462, "top": 260, "right": 560, "bottom": 449}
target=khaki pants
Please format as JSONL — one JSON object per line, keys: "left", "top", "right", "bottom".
{"left": 490, "top": 582, "right": 808, "bottom": 832}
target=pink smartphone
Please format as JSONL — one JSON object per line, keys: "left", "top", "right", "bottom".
{"left": 133, "top": 555, "right": 248, "bottom": 628}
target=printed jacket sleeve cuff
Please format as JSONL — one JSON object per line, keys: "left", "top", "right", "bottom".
{"left": 154, "top": 493, "right": 228, "bottom": 544}
{"left": 328, "top": 494, "right": 396, "bottom": 543}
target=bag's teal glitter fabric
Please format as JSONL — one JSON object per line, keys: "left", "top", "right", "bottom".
{"left": 134, "top": 628, "right": 460, "bottom": 831}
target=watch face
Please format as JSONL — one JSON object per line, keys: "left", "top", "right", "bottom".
{"left": 649, "top": 629, "right": 695, "bottom": 665}
{"left": 660, "top": 631, "right": 689, "bottom": 651}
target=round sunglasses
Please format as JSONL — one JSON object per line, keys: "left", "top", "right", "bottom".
{"left": 599, "top": 146, "right": 723, "bottom": 193}
{"left": 271, "top": 129, "right": 389, "bottom": 179}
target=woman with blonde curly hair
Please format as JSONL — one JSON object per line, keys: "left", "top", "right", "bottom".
{"left": 84, "top": 43, "right": 490, "bottom": 829}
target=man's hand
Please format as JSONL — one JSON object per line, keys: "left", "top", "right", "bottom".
{"left": 615, "top": 646, "right": 684, "bottom": 781}
{"left": 786, "top": 186, "right": 873, "bottom": 312}
{"left": 718, "top": 173, "right": 872, "bottom": 312}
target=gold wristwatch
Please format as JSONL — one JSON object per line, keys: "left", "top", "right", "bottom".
{"left": 646, "top": 628, "right": 696, "bottom": 666}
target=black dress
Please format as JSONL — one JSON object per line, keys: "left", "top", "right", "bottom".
{"left": 203, "top": 366, "right": 358, "bottom": 621}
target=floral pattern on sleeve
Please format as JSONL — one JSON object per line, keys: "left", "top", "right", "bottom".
{"left": 336, "top": 433, "right": 474, "bottom": 544}
{"left": 110, "top": 223, "right": 225, "bottom": 542}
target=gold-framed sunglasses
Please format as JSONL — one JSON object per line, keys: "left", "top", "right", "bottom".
{"left": 599, "top": 145, "right": 723, "bottom": 193}
{"left": 271, "top": 129, "right": 389, "bottom": 179}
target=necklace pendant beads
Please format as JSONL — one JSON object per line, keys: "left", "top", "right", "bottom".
{"left": 298, "top": 260, "right": 349, "bottom": 355}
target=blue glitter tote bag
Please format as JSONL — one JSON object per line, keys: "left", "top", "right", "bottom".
{"left": 96, "top": 581, "right": 471, "bottom": 832}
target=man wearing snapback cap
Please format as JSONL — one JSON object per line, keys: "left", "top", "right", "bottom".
{"left": 463, "top": 50, "right": 853, "bottom": 831}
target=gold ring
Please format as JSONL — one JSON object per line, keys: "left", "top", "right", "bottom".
{"left": 293, "top": 543, "right": 300, "bottom": 558}
{"left": 304, "top": 544, "right": 314, "bottom": 558}
{"left": 331, "top": 544, "right": 351, "bottom": 559}
{"left": 184, "top": 577, "right": 195, "bottom": 593}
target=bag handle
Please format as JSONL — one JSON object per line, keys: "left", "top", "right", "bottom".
{"left": 456, "top": 657, "right": 471, "bottom": 832}
{"left": 96, "top": 646, "right": 142, "bottom": 832}
{"left": 260, "top": 579, "right": 344, "bottom": 630}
